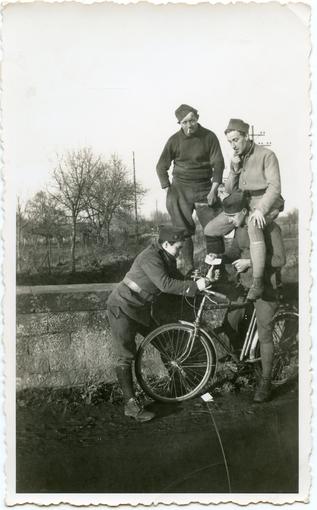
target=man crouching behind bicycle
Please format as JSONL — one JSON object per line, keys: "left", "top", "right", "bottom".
{"left": 209, "top": 189, "right": 286, "bottom": 403}
{"left": 107, "top": 224, "right": 209, "bottom": 422}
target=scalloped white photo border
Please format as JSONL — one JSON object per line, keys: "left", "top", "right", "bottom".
{"left": 1, "top": 0, "right": 314, "bottom": 507}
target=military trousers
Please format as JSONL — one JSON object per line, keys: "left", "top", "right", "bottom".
{"left": 166, "top": 179, "right": 222, "bottom": 235}
{"left": 107, "top": 305, "right": 151, "bottom": 368}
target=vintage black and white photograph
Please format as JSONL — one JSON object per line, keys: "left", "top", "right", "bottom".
{"left": 2, "top": 0, "right": 311, "bottom": 505}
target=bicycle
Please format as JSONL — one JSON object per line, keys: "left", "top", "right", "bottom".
{"left": 135, "top": 256, "right": 299, "bottom": 403}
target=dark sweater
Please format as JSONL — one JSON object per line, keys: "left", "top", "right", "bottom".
{"left": 156, "top": 124, "right": 225, "bottom": 188}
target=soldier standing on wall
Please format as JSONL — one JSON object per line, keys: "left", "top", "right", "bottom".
{"left": 156, "top": 104, "right": 225, "bottom": 276}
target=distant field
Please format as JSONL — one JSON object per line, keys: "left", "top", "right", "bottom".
{"left": 16, "top": 232, "right": 298, "bottom": 286}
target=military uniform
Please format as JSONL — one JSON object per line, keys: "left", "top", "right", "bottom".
{"left": 223, "top": 221, "right": 285, "bottom": 344}
{"left": 107, "top": 238, "right": 198, "bottom": 367}
{"left": 107, "top": 225, "right": 202, "bottom": 421}
{"left": 156, "top": 104, "right": 225, "bottom": 272}
{"left": 219, "top": 190, "right": 286, "bottom": 402}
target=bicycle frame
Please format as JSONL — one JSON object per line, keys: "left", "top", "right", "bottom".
{"left": 240, "top": 308, "right": 260, "bottom": 362}
{"left": 179, "top": 289, "right": 261, "bottom": 365}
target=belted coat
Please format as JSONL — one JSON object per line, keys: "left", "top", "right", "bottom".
{"left": 107, "top": 240, "right": 198, "bottom": 326}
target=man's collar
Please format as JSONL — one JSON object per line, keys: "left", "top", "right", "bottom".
{"left": 152, "top": 239, "right": 175, "bottom": 258}
{"left": 241, "top": 140, "right": 255, "bottom": 159}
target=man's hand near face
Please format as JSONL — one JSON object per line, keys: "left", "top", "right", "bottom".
{"left": 231, "top": 154, "right": 241, "bottom": 173}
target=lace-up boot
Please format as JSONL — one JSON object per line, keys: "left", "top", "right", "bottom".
{"left": 116, "top": 366, "right": 155, "bottom": 422}
{"left": 124, "top": 397, "right": 155, "bottom": 422}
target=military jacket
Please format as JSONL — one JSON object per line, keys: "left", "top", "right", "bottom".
{"left": 225, "top": 142, "right": 284, "bottom": 215}
{"left": 107, "top": 240, "right": 198, "bottom": 326}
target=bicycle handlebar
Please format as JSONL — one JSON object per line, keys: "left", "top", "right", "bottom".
{"left": 203, "top": 287, "right": 228, "bottom": 302}
{"left": 190, "top": 260, "right": 251, "bottom": 309}
{"left": 201, "top": 287, "right": 251, "bottom": 309}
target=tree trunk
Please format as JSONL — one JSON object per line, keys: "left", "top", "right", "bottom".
{"left": 46, "top": 237, "right": 51, "bottom": 274}
{"left": 71, "top": 217, "right": 77, "bottom": 273}
{"left": 106, "top": 222, "right": 111, "bottom": 244}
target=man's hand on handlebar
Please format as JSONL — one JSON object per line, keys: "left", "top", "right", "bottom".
{"left": 196, "top": 278, "right": 210, "bottom": 291}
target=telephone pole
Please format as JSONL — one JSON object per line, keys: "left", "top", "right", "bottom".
{"left": 132, "top": 151, "right": 139, "bottom": 240}
{"left": 250, "top": 125, "right": 271, "bottom": 146}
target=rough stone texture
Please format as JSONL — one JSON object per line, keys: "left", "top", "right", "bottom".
{"left": 16, "top": 284, "right": 226, "bottom": 391}
{"left": 16, "top": 284, "right": 114, "bottom": 314}
{"left": 16, "top": 284, "right": 115, "bottom": 391}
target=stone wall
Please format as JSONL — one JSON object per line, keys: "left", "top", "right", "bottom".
{"left": 16, "top": 283, "right": 229, "bottom": 392}
{"left": 16, "top": 284, "right": 117, "bottom": 391}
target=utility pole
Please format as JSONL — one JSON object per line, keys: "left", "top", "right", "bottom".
{"left": 132, "top": 151, "right": 139, "bottom": 240}
{"left": 250, "top": 125, "right": 271, "bottom": 146}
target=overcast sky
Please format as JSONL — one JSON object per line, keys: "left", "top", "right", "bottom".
{"left": 3, "top": 2, "right": 311, "bottom": 217}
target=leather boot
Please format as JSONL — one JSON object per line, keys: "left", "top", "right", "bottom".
{"left": 253, "top": 377, "right": 272, "bottom": 403}
{"left": 124, "top": 397, "right": 155, "bottom": 422}
{"left": 247, "top": 277, "right": 264, "bottom": 301}
{"left": 115, "top": 366, "right": 155, "bottom": 422}
{"left": 181, "top": 237, "right": 194, "bottom": 276}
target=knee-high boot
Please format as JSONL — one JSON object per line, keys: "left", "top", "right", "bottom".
{"left": 205, "top": 235, "right": 224, "bottom": 256}
{"left": 181, "top": 237, "right": 194, "bottom": 275}
{"left": 253, "top": 343, "right": 274, "bottom": 403}
{"left": 115, "top": 365, "right": 155, "bottom": 422}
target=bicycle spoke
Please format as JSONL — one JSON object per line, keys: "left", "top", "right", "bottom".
{"left": 136, "top": 324, "right": 216, "bottom": 402}
{"left": 152, "top": 335, "right": 170, "bottom": 359}
{"left": 177, "top": 371, "right": 193, "bottom": 393}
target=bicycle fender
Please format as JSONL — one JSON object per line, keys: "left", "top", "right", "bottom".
{"left": 178, "top": 320, "right": 219, "bottom": 346}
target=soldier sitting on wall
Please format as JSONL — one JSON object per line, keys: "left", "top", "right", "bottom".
{"left": 107, "top": 224, "right": 209, "bottom": 422}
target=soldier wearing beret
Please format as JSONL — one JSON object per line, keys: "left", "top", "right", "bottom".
{"left": 205, "top": 118, "right": 284, "bottom": 301}
{"left": 156, "top": 104, "right": 225, "bottom": 276}
{"left": 107, "top": 225, "right": 208, "bottom": 422}
{"left": 219, "top": 190, "right": 286, "bottom": 402}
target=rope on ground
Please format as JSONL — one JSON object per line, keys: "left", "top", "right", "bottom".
{"left": 201, "top": 392, "right": 232, "bottom": 493}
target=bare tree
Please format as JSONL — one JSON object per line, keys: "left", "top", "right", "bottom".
{"left": 150, "top": 209, "right": 170, "bottom": 228}
{"left": 25, "top": 191, "right": 66, "bottom": 273}
{"left": 83, "top": 154, "right": 146, "bottom": 244}
{"left": 284, "top": 208, "right": 299, "bottom": 237}
{"left": 51, "top": 148, "right": 101, "bottom": 272}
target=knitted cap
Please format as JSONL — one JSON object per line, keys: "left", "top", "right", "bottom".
{"left": 175, "top": 104, "right": 198, "bottom": 123}
{"left": 225, "top": 118, "right": 249, "bottom": 135}
{"left": 159, "top": 224, "right": 190, "bottom": 242}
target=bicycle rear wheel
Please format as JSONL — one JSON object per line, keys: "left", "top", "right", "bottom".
{"left": 135, "top": 323, "right": 217, "bottom": 403}
{"left": 256, "top": 308, "right": 298, "bottom": 385}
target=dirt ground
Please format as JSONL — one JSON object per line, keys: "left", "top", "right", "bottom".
{"left": 16, "top": 382, "right": 298, "bottom": 494}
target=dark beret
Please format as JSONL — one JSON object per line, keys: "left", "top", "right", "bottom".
{"left": 159, "top": 224, "right": 190, "bottom": 243}
{"left": 175, "top": 104, "right": 198, "bottom": 123}
{"left": 222, "top": 190, "right": 249, "bottom": 215}
{"left": 225, "top": 118, "right": 249, "bottom": 135}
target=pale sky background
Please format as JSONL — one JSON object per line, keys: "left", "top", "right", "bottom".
{"left": 3, "top": 2, "right": 311, "bottom": 217}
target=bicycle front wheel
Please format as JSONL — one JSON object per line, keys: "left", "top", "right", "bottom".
{"left": 135, "top": 323, "right": 217, "bottom": 403}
